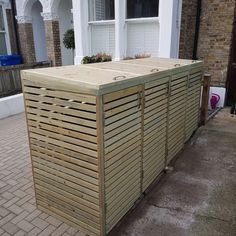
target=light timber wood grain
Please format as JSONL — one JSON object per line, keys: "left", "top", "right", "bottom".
{"left": 22, "top": 58, "right": 203, "bottom": 235}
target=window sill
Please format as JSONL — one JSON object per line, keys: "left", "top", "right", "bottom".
{"left": 125, "top": 17, "right": 159, "bottom": 24}
{"left": 88, "top": 20, "right": 115, "bottom": 25}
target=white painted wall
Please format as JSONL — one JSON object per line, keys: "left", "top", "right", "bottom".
{"left": 73, "top": 0, "right": 89, "bottom": 64}
{"left": 58, "top": 0, "right": 74, "bottom": 65}
{"left": 90, "top": 22, "right": 115, "bottom": 56}
{"left": 31, "top": 1, "right": 47, "bottom": 62}
{"left": 0, "top": 94, "right": 24, "bottom": 119}
{"left": 126, "top": 20, "right": 159, "bottom": 57}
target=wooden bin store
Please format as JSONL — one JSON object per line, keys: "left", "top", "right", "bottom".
{"left": 21, "top": 58, "right": 203, "bottom": 236}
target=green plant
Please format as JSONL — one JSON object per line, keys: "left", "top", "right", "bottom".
{"left": 63, "top": 29, "right": 75, "bottom": 50}
{"left": 82, "top": 53, "right": 112, "bottom": 64}
{"left": 134, "top": 54, "right": 150, "bottom": 59}
{"left": 123, "top": 54, "right": 151, "bottom": 60}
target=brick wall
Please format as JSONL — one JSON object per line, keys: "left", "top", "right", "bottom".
{"left": 18, "top": 23, "right": 36, "bottom": 64}
{"left": 197, "top": 0, "right": 236, "bottom": 87}
{"left": 6, "top": 9, "right": 18, "bottom": 54}
{"left": 179, "top": 0, "right": 198, "bottom": 59}
{"left": 44, "top": 20, "right": 62, "bottom": 67}
{"left": 180, "top": 0, "right": 236, "bottom": 87}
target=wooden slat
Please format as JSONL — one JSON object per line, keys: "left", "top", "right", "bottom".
{"left": 105, "top": 167, "right": 140, "bottom": 200}
{"left": 25, "top": 100, "right": 96, "bottom": 121}
{"left": 31, "top": 139, "right": 97, "bottom": 165}
{"left": 105, "top": 106, "right": 140, "bottom": 126}
{"left": 104, "top": 123, "right": 140, "bottom": 148}
{"left": 105, "top": 129, "right": 141, "bottom": 154}
{"left": 34, "top": 179, "right": 100, "bottom": 216}
{"left": 29, "top": 126, "right": 97, "bottom": 151}
{"left": 105, "top": 100, "right": 138, "bottom": 118}
{"left": 26, "top": 107, "right": 96, "bottom": 128}
{"left": 23, "top": 84, "right": 96, "bottom": 104}
{"left": 145, "top": 83, "right": 168, "bottom": 96}
{"left": 33, "top": 161, "right": 99, "bottom": 196}
{"left": 24, "top": 93, "right": 96, "bottom": 112}
{"left": 30, "top": 133, "right": 97, "bottom": 158}
{"left": 37, "top": 201, "right": 99, "bottom": 236}
{"left": 105, "top": 140, "right": 141, "bottom": 168}
{"left": 145, "top": 76, "right": 169, "bottom": 89}
{"left": 28, "top": 120, "right": 97, "bottom": 143}
{"left": 27, "top": 113, "right": 97, "bottom": 136}
{"left": 34, "top": 168, "right": 99, "bottom": 204}
{"left": 104, "top": 94, "right": 138, "bottom": 111}
{"left": 103, "top": 86, "right": 141, "bottom": 103}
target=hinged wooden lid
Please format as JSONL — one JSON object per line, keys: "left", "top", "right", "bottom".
{"left": 21, "top": 57, "right": 202, "bottom": 95}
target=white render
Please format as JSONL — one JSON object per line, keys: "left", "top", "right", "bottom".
{"left": 0, "top": 94, "right": 24, "bottom": 120}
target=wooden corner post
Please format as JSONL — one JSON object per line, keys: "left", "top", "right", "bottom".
{"left": 200, "top": 74, "right": 211, "bottom": 125}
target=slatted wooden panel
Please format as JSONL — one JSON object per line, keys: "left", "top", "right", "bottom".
{"left": 103, "top": 86, "right": 142, "bottom": 233}
{"left": 22, "top": 79, "right": 101, "bottom": 236}
{"left": 167, "top": 72, "right": 188, "bottom": 164}
{"left": 185, "top": 69, "right": 202, "bottom": 141}
{"left": 142, "top": 77, "right": 169, "bottom": 191}
{"left": 22, "top": 59, "right": 203, "bottom": 236}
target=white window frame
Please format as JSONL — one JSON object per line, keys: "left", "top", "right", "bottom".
{"left": 0, "top": 3, "right": 11, "bottom": 55}
{"left": 126, "top": 0, "right": 160, "bottom": 21}
{"left": 88, "top": 0, "right": 115, "bottom": 23}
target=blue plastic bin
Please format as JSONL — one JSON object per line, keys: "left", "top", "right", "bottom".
{"left": 0, "top": 54, "right": 22, "bottom": 66}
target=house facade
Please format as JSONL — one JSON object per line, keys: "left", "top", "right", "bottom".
{"left": 1, "top": 0, "right": 236, "bottom": 104}
{"left": 180, "top": 0, "right": 236, "bottom": 104}
{"left": 13, "top": 0, "right": 182, "bottom": 66}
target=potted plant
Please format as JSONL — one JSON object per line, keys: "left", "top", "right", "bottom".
{"left": 63, "top": 29, "right": 75, "bottom": 58}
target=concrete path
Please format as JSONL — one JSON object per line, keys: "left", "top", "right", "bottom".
{"left": 110, "top": 108, "right": 236, "bottom": 236}
{"left": 0, "top": 109, "right": 235, "bottom": 236}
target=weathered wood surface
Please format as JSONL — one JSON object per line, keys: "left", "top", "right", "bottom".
{"left": 200, "top": 74, "right": 211, "bottom": 125}
{"left": 0, "top": 61, "right": 51, "bottom": 98}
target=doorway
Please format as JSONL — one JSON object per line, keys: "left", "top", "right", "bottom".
{"left": 31, "top": 1, "right": 47, "bottom": 62}
{"left": 58, "top": 0, "right": 73, "bottom": 65}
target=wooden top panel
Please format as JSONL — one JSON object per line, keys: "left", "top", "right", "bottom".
{"left": 21, "top": 58, "right": 202, "bottom": 96}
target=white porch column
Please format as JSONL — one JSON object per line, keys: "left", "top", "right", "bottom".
{"left": 114, "top": 0, "right": 126, "bottom": 61}
{"left": 72, "top": 0, "right": 89, "bottom": 64}
{"left": 159, "top": 0, "right": 175, "bottom": 58}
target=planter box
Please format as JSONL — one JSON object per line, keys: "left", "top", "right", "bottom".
{"left": 21, "top": 58, "right": 203, "bottom": 236}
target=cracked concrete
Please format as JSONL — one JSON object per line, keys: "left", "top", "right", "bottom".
{"left": 109, "top": 108, "right": 236, "bottom": 236}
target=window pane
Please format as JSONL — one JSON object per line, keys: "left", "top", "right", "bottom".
{"left": 88, "top": 0, "right": 114, "bottom": 21}
{"left": 0, "top": 5, "right": 5, "bottom": 31}
{"left": 127, "top": 0, "right": 159, "bottom": 19}
{"left": 0, "top": 33, "right": 7, "bottom": 55}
